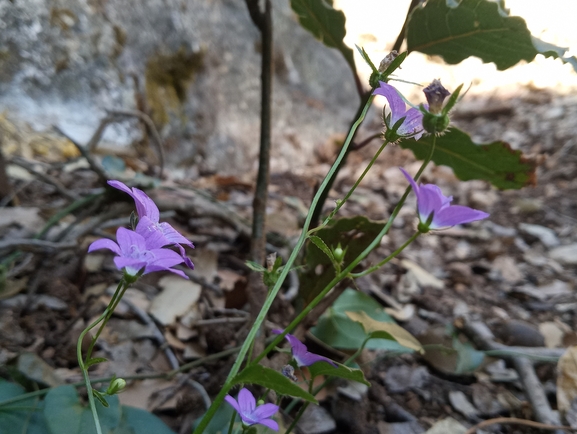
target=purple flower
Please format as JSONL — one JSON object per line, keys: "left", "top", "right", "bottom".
{"left": 400, "top": 168, "right": 489, "bottom": 231}
{"left": 373, "top": 81, "right": 424, "bottom": 141}
{"left": 273, "top": 330, "right": 337, "bottom": 368}
{"left": 88, "top": 227, "right": 188, "bottom": 279}
{"left": 225, "top": 388, "right": 279, "bottom": 431}
{"left": 108, "top": 180, "right": 194, "bottom": 269}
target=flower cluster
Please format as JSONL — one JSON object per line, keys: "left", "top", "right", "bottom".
{"left": 225, "top": 388, "right": 279, "bottom": 431}
{"left": 88, "top": 180, "right": 194, "bottom": 279}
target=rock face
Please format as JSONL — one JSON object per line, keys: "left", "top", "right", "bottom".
{"left": 0, "top": 0, "right": 357, "bottom": 174}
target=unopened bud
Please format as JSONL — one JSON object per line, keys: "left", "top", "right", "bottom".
{"left": 333, "top": 243, "right": 345, "bottom": 263}
{"left": 106, "top": 377, "right": 126, "bottom": 395}
{"left": 423, "top": 79, "right": 450, "bottom": 114}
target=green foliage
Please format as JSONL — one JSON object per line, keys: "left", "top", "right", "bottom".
{"left": 0, "top": 382, "right": 174, "bottom": 434}
{"left": 311, "top": 289, "right": 414, "bottom": 352}
{"left": 232, "top": 365, "right": 317, "bottom": 403}
{"left": 453, "top": 336, "right": 485, "bottom": 373}
{"left": 308, "top": 362, "right": 370, "bottom": 386}
{"left": 406, "top": 0, "right": 577, "bottom": 71}
{"left": 399, "top": 127, "right": 536, "bottom": 190}
{"left": 299, "top": 216, "right": 386, "bottom": 304}
{"left": 290, "top": 0, "right": 356, "bottom": 75}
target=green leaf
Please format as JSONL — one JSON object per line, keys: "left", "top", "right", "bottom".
{"left": 406, "top": 0, "right": 577, "bottom": 71}
{"left": 85, "top": 358, "right": 108, "bottom": 369}
{"left": 193, "top": 401, "right": 235, "bottom": 434}
{"left": 308, "top": 235, "right": 339, "bottom": 272}
{"left": 43, "top": 386, "right": 121, "bottom": 434}
{"left": 311, "top": 289, "right": 413, "bottom": 352}
{"left": 299, "top": 216, "right": 386, "bottom": 304}
{"left": 355, "top": 45, "right": 377, "bottom": 73}
{"left": 0, "top": 380, "right": 49, "bottom": 434}
{"left": 453, "top": 336, "right": 485, "bottom": 373}
{"left": 232, "top": 365, "right": 317, "bottom": 403}
{"left": 290, "top": 0, "right": 356, "bottom": 73}
{"left": 246, "top": 261, "right": 266, "bottom": 272}
{"left": 399, "top": 127, "right": 536, "bottom": 190}
{"left": 346, "top": 311, "right": 423, "bottom": 354}
{"left": 308, "top": 362, "right": 369, "bottom": 386}
{"left": 119, "top": 406, "right": 175, "bottom": 434}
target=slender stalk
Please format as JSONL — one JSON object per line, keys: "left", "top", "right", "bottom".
{"left": 192, "top": 94, "right": 376, "bottom": 434}
{"left": 351, "top": 231, "right": 420, "bottom": 278}
{"left": 320, "top": 140, "right": 389, "bottom": 228}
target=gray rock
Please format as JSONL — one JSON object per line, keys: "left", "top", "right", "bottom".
{"left": 297, "top": 404, "right": 336, "bottom": 434}
{"left": 0, "top": 0, "right": 356, "bottom": 173}
{"left": 518, "top": 223, "right": 560, "bottom": 248}
{"left": 384, "top": 365, "right": 429, "bottom": 394}
{"left": 378, "top": 421, "right": 425, "bottom": 434}
{"left": 448, "top": 391, "right": 478, "bottom": 418}
{"left": 550, "top": 244, "right": 577, "bottom": 265}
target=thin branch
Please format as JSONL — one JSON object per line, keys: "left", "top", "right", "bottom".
{"left": 52, "top": 126, "right": 108, "bottom": 183}
{"left": 105, "top": 109, "right": 165, "bottom": 178}
{"left": 392, "top": 0, "right": 423, "bottom": 53}
{"left": 8, "top": 157, "right": 80, "bottom": 201}
{"left": 465, "top": 417, "right": 575, "bottom": 434}
{"left": 0, "top": 238, "right": 77, "bottom": 252}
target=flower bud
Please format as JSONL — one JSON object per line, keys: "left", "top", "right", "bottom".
{"left": 282, "top": 364, "right": 298, "bottom": 382}
{"left": 423, "top": 79, "right": 450, "bottom": 114}
{"left": 106, "top": 377, "right": 126, "bottom": 395}
{"left": 333, "top": 243, "right": 345, "bottom": 263}
{"left": 378, "top": 50, "right": 399, "bottom": 73}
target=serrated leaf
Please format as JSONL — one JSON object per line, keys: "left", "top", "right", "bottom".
{"left": 85, "top": 357, "right": 108, "bottom": 369}
{"left": 346, "top": 311, "right": 423, "bottom": 353}
{"left": 308, "top": 235, "right": 339, "bottom": 272}
{"left": 399, "top": 127, "right": 536, "bottom": 189}
{"left": 311, "top": 289, "right": 413, "bottom": 352}
{"left": 308, "top": 362, "right": 369, "bottom": 386}
{"left": 232, "top": 365, "right": 317, "bottom": 403}
{"left": 407, "top": 0, "right": 577, "bottom": 71}
{"left": 290, "top": 0, "right": 355, "bottom": 73}
{"left": 299, "top": 217, "right": 385, "bottom": 304}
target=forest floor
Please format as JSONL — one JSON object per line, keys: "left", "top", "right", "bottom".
{"left": 1, "top": 84, "right": 577, "bottom": 434}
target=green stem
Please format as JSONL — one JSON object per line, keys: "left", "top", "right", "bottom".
{"left": 192, "top": 95, "right": 376, "bottom": 434}
{"left": 254, "top": 134, "right": 438, "bottom": 367}
{"left": 351, "top": 231, "right": 420, "bottom": 278}
{"left": 77, "top": 278, "right": 129, "bottom": 434}
{"left": 320, "top": 140, "right": 389, "bottom": 228}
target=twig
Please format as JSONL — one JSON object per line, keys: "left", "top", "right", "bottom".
{"left": 193, "top": 317, "right": 247, "bottom": 326}
{"left": 0, "top": 238, "right": 77, "bottom": 252}
{"left": 117, "top": 294, "right": 180, "bottom": 370}
{"left": 105, "top": 109, "right": 165, "bottom": 178}
{"left": 459, "top": 319, "right": 564, "bottom": 433}
{"left": 350, "top": 133, "right": 382, "bottom": 151}
{"left": 52, "top": 126, "right": 108, "bottom": 183}
{"left": 464, "top": 417, "right": 575, "bottom": 434}
{"left": 7, "top": 157, "right": 80, "bottom": 201}
{"left": 391, "top": 0, "right": 422, "bottom": 53}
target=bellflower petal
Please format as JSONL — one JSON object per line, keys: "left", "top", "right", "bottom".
{"left": 89, "top": 227, "right": 189, "bottom": 278}
{"left": 225, "top": 388, "right": 279, "bottom": 431}
{"left": 400, "top": 168, "right": 489, "bottom": 231}
{"left": 274, "top": 330, "right": 337, "bottom": 368}
{"left": 373, "top": 82, "right": 424, "bottom": 140}
{"left": 108, "top": 180, "right": 159, "bottom": 221}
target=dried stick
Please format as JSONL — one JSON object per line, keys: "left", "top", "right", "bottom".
{"left": 8, "top": 157, "right": 80, "bottom": 201}
{"left": 464, "top": 417, "right": 575, "bottom": 434}
{"left": 460, "top": 319, "right": 564, "bottom": 433}
{"left": 105, "top": 109, "right": 165, "bottom": 178}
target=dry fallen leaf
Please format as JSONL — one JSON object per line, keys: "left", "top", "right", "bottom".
{"left": 557, "top": 346, "right": 577, "bottom": 416}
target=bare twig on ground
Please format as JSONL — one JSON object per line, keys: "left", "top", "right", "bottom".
{"left": 8, "top": 157, "right": 80, "bottom": 201}
{"left": 464, "top": 417, "right": 575, "bottom": 434}
{"left": 0, "top": 238, "right": 77, "bottom": 252}
{"left": 52, "top": 126, "right": 108, "bottom": 183}
{"left": 118, "top": 295, "right": 180, "bottom": 370}
{"left": 459, "top": 318, "right": 565, "bottom": 433}
{"left": 105, "top": 109, "right": 165, "bottom": 178}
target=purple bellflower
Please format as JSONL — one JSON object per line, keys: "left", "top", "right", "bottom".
{"left": 225, "top": 388, "right": 279, "bottom": 431}
{"left": 108, "top": 180, "right": 194, "bottom": 269}
{"left": 400, "top": 168, "right": 489, "bottom": 232}
{"left": 88, "top": 227, "right": 188, "bottom": 279}
{"left": 373, "top": 81, "right": 425, "bottom": 141}
{"left": 273, "top": 330, "right": 337, "bottom": 368}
